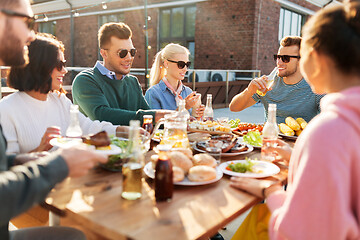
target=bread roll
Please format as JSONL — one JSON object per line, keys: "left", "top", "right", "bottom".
{"left": 193, "top": 153, "right": 217, "bottom": 168}
{"left": 173, "top": 166, "right": 185, "bottom": 182}
{"left": 188, "top": 166, "right": 217, "bottom": 182}
{"left": 171, "top": 148, "right": 193, "bottom": 159}
{"left": 169, "top": 151, "right": 193, "bottom": 173}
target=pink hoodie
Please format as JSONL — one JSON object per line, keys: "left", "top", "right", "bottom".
{"left": 266, "top": 86, "right": 360, "bottom": 240}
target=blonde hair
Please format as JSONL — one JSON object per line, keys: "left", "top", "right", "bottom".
{"left": 149, "top": 43, "right": 190, "bottom": 86}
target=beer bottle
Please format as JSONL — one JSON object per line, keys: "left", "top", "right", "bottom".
{"left": 177, "top": 99, "right": 190, "bottom": 121}
{"left": 203, "top": 94, "right": 214, "bottom": 121}
{"left": 155, "top": 144, "right": 173, "bottom": 202}
{"left": 66, "top": 104, "right": 83, "bottom": 138}
{"left": 122, "top": 120, "right": 144, "bottom": 200}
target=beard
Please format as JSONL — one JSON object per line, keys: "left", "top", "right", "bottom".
{"left": 0, "top": 20, "right": 28, "bottom": 67}
{"left": 278, "top": 65, "right": 298, "bottom": 78}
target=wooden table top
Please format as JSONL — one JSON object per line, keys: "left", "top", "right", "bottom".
{"left": 45, "top": 145, "right": 288, "bottom": 240}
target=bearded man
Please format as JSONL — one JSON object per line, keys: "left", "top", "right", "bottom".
{"left": 229, "top": 36, "right": 324, "bottom": 123}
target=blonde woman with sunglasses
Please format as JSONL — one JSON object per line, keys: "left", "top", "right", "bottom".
{"left": 145, "top": 43, "right": 204, "bottom": 117}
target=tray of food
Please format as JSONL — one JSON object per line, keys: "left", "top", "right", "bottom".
{"left": 232, "top": 123, "right": 264, "bottom": 136}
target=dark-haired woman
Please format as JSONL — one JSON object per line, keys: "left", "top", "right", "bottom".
{"left": 0, "top": 34, "right": 128, "bottom": 154}
{"left": 230, "top": 2, "right": 360, "bottom": 239}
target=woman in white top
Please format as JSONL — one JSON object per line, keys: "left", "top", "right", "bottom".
{"left": 0, "top": 33, "right": 129, "bottom": 154}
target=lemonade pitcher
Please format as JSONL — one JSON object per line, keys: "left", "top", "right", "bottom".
{"left": 159, "top": 113, "right": 190, "bottom": 149}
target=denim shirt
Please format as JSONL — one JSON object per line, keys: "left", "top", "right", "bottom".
{"left": 95, "top": 61, "right": 125, "bottom": 80}
{"left": 145, "top": 80, "right": 193, "bottom": 113}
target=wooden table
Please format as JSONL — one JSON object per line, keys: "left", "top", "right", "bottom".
{"left": 45, "top": 146, "right": 288, "bottom": 240}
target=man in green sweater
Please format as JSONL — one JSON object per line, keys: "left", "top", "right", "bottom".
{"left": 72, "top": 22, "right": 172, "bottom": 126}
{"left": 0, "top": 1, "right": 107, "bottom": 239}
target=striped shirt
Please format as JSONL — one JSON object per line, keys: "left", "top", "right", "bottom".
{"left": 252, "top": 76, "right": 324, "bottom": 123}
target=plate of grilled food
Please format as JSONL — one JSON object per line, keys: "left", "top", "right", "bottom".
{"left": 193, "top": 134, "right": 253, "bottom": 157}
{"left": 50, "top": 131, "right": 122, "bottom": 156}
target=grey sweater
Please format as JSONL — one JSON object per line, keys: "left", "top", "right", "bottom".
{"left": 0, "top": 126, "right": 68, "bottom": 240}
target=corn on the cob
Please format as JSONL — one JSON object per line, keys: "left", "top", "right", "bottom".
{"left": 279, "top": 123, "right": 295, "bottom": 136}
{"left": 296, "top": 118, "right": 307, "bottom": 130}
{"left": 295, "top": 129, "right": 302, "bottom": 136}
{"left": 285, "top": 117, "right": 300, "bottom": 131}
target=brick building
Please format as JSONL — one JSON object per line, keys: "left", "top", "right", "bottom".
{"left": 31, "top": 0, "right": 340, "bottom": 86}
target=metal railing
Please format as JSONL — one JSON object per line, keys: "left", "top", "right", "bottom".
{"left": 1, "top": 66, "right": 261, "bottom": 103}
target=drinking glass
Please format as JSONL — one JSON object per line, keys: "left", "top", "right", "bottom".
{"left": 206, "top": 140, "right": 223, "bottom": 165}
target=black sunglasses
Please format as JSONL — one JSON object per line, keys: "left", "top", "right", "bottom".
{"left": 0, "top": 9, "right": 36, "bottom": 30}
{"left": 117, "top": 48, "right": 137, "bottom": 58}
{"left": 167, "top": 59, "right": 191, "bottom": 69}
{"left": 56, "top": 60, "right": 66, "bottom": 71}
{"left": 274, "top": 54, "right": 300, "bottom": 63}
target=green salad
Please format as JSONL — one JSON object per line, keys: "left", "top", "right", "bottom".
{"left": 243, "top": 131, "right": 262, "bottom": 147}
{"left": 102, "top": 136, "right": 129, "bottom": 170}
{"left": 228, "top": 118, "right": 241, "bottom": 129}
{"left": 227, "top": 159, "right": 255, "bottom": 173}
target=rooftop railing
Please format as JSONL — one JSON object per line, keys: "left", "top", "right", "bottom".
{"left": 0, "top": 66, "right": 261, "bottom": 107}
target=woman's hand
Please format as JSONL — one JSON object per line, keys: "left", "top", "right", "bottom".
{"left": 195, "top": 104, "right": 205, "bottom": 119}
{"left": 264, "top": 139, "right": 292, "bottom": 166}
{"left": 184, "top": 92, "right": 198, "bottom": 110}
{"left": 230, "top": 177, "right": 281, "bottom": 198}
{"left": 32, "top": 126, "right": 61, "bottom": 152}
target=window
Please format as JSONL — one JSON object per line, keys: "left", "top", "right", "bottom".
{"left": 159, "top": 5, "right": 196, "bottom": 67}
{"left": 38, "top": 21, "right": 56, "bottom": 36}
{"left": 99, "top": 13, "right": 125, "bottom": 28}
{"left": 278, "top": 8, "right": 304, "bottom": 41}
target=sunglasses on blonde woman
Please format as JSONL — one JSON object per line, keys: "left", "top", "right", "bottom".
{"left": 167, "top": 59, "right": 191, "bottom": 69}
{"left": 56, "top": 60, "right": 66, "bottom": 71}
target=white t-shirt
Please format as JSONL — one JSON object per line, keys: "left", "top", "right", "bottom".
{"left": 0, "top": 91, "right": 117, "bottom": 154}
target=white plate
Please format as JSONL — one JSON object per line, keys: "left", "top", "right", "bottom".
{"left": 279, "top": 133, "right": 298, "bottom": 141}
{"left": 143, "top": 162, "right": 223, "bottom": 186}
{"left": 219, "top": 160, "right": 280, "bottom": 178}
{"left": 193, "top": 141, "right": 254, "bottom": 157}
{"left": 50, "top": 137, "right": 122, "bottom": 155}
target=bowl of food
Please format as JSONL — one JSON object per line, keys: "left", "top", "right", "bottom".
{"left": 101, "top": 131, "right": 150, "bottom": 171}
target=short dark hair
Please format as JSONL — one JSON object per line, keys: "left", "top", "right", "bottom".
{"left": 280, "top": 36, "right": 302, "bottom": 49}
{"left": 98, "top": 22, "right": 132, "bottom": 49}
{"left": 7, "top": 33, "right": 65, "bottom": 93}
{"left": 302, "top": 2, "right": 360, "bottom": 75}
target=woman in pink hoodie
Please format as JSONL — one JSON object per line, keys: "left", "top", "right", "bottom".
{"left": 230, "top": 2, "right": 360, "bottom": 239}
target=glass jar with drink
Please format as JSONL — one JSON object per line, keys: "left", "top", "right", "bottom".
{"left": 142, "top": 115, "right": 154, "bottom": 134}
{"left": 160, "top": 113, "right": 190, "bottom": 149}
